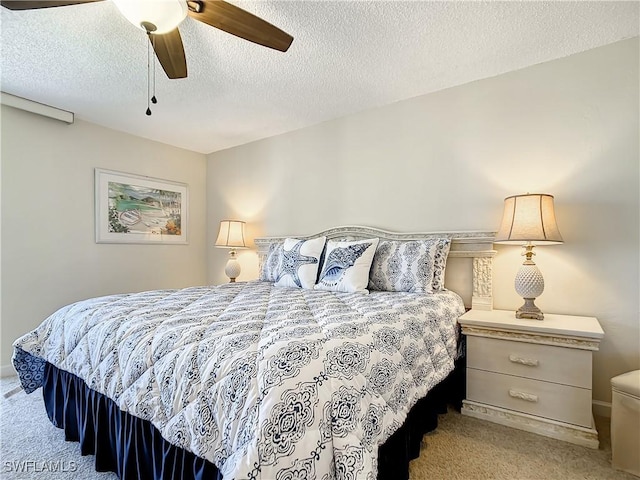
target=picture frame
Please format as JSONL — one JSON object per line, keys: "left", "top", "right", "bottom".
{"left": 95, "top": 168, "right": 188, "bottom": 244}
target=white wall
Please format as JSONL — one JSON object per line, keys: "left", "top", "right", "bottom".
{"left": 207, "top": 38, "right": 639, "bottom": 404}
{"left": 0, "top": 106, "right": 208, "bottom": 368}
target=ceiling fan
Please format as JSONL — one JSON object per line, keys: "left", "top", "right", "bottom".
{"left": 0, "top": 0, "right": 294, "bottom": 80}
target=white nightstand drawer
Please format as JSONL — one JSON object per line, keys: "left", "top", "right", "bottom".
{"left": 467, "top": 369, "right": 593, "bottom": 428}
{"left": 467, "top": 336, "right": 592, "bottom": 388}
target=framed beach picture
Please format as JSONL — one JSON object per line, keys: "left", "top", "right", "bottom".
{"left": 95, "top": 169, "right": 188, "bottom": 244}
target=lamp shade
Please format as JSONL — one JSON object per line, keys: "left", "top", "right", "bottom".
{"left": 495, "top": 194, "right": 563, "bottom": 245}
{"left": 215, "top": 220, "right": 247, "bottom": 249}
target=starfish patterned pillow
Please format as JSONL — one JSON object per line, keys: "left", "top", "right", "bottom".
{"left": 315, "top": 238, "right": 379, "bottom": 293}
{"left": 274, "top": 236, "right": 326, "bottom": 289}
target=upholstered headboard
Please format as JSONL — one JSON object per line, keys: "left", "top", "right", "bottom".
{"left": 254, "top": 226, "right": 496, "bottom": 310}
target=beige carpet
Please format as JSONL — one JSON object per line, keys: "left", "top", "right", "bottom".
{"left": 1, "top": 375, "right": 636, "bottom": 480}
{"left": 410, "top": 408, "right": 635, "bottom": 480}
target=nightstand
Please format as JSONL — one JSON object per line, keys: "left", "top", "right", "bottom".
{"left": 458, "top": 309, "right": 604, "bottom": 448}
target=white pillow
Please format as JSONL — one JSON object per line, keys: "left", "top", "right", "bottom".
{"left": 431, "top": 238, "right": 452, "bottom": 291}
{"left": 315, "top": 238, "right": 379, "bottom": 293}
{"left": 368, "top": 239, "right": 440, "bottom": 293}
{"left": 275, "top": 237, "right": 326, "bottom": 289}
{"left": 259, "top": 241, "right": 283, "bottom": 282}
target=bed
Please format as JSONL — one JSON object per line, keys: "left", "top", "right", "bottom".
{"left": 12, "top": 226, "right": 495, "bottom": 480}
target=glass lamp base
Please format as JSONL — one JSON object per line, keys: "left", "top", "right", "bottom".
{"left": 516, "top": 298, "right": 544, "bottom": 320}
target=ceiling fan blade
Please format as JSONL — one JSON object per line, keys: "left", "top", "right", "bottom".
{"left": 1, "top": 0, "right": 102, "bottom": 10}
{"left": 187, "top": 0, "right": 293, "bottom": 52}
{"left": 150, "top": 29, "right": 188, "bottom": 79}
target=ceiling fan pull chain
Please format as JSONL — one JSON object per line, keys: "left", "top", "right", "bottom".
{"left": 146, "top": 32, "right": 152, "bottom": 116}
{"left": 151, "top": 35, "right": 157, "bottom": 105}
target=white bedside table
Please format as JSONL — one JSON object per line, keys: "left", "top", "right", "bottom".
{"left": 458, "top": 309, "right": 604, "bottom": 448}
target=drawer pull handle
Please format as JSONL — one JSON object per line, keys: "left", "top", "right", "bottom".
{"left": 509, "top": 354, "right": 539, "bottom": 367}
{"left": 509, "top": 389, "right": 538, "bottom": 403}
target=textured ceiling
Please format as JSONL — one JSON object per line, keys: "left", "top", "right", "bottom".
{"left": 1, "top": 1, "right": 638, "bottom": 154}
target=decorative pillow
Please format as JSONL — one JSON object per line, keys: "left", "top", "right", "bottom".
{"left": 274, "top": 237, "right": 326, "bottom": 289}
{"left": 315, "top": 238, "right": 379, "bottom": 293}
{"left": 368, "top": 239, "right": 441, "bottom": 293}
{"left": 259, "top": 242, "right": 284, "bottom": 282}
{"left": 431, "top": 238, "right": 452, "bottom": 291}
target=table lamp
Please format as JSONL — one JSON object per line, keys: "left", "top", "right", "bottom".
{"left": 215, "top": 220, "right": 247, "bottom": 282}
{"left": 494, "top": 194, "right": 563, "bottom": 320}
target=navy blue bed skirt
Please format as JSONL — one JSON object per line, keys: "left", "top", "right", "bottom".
{"left": 42, "top": 360, "right": 463, "bottom": 480}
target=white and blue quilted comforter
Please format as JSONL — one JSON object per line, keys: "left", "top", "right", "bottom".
{"left": 13, "top": 280, "right": 464, "bottom": 480}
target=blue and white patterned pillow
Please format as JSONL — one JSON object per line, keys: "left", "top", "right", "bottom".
{"left": 274, "top": 237, "right": 326, "bottom": 289}
{"left": 431, "top": 238, "right": 452, "bottom": 291}
{"left": 315, "top": 238, "right": 379, "bottom": 293}
{"left": 368, "top": 239, "right": 442, "bottom": 293}
{"left": 259, "top": 242, "right": 284, "bottom": 282}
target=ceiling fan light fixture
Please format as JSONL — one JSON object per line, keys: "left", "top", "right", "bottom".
{"left": 113, "top": 0, "right": 187, "bottom": 34}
